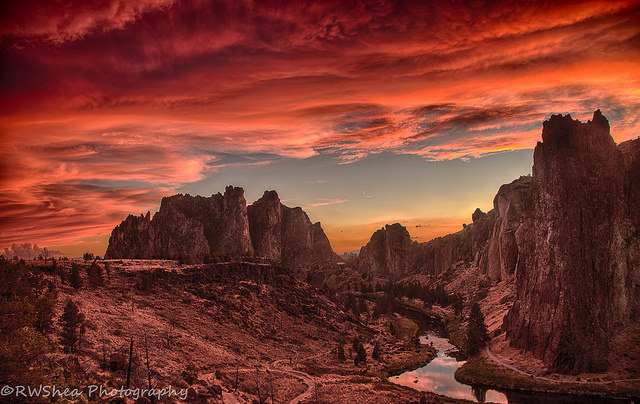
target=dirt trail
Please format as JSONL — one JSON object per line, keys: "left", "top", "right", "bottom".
{"left": 202, "top": 359, "right": 316, "bottom": 404}
{"left": 485, "top": 347, "right": 640, "bottom": 385}
{"left": 268, "top": 360, "right": 315, "bottom": 404}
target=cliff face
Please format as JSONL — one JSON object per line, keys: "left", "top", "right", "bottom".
{"left": 503, "top": 110, "right": 640, "bottom": 374}
{"left": 357, "top": 111, "right": 639, "bottom": 374}
{"left": 247, "top": 190, "right": 282, "bottom": 261}
{"left": 106, "top": 187, "right": 335, "bottom": 268}
{"left": 358, "top": 223, "right": 413, "bottom": 278}
{"left": 247, "top": 191, "right": 336, "bottom": 268}
{"left": 358, "top": 176, "right": 531, "bottom": 281}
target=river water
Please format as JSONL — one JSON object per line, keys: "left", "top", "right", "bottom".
{"left": 389, "top": 330, "right": 632, "bottom": 404}
{"left": 391, "top": 332, "right": 509, "bottom": 403}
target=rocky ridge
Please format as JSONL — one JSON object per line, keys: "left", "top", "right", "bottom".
{"left": 105, "top": 186, "right": 335, "bottom": 268}
{"left": 358, "top": 175, "right": 532, "bottom": 283}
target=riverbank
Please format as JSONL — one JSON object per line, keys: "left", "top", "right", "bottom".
{"left": 455, "top": 355, "right": 640, "bottom": 400}
{"left": 384, "top": 344, "right": 437, "bottom": 378}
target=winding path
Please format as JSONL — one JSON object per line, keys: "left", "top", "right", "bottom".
{"left": 485, "top": 347, "right": 640, "bottom": 385}
{"left": 203, "top": 359, "right": 316, "bottom": 404}
{"left": 267, "top": 360, "right": 316, "bottom": 404}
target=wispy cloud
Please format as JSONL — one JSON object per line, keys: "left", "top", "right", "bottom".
{"left": 307, "top": 198, "right": 348, "bottom": 208}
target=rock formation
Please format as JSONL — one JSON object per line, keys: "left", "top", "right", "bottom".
{"left": 247, "top": 190, "right": 281, "bottom": 261}
{"left": 358, "top": 176, "right": 531, "bottom": 281}
{"left": 358, "top": 223, "right": 413, "bottom": 278}
{"left": 357, "top": 110, "right": 639, "bottom": 374}
{"left": 247, "top": 191, "right": 335, "bottom": 268}
{"left": 106, "top": 187, "right": 336, "bottom": 269}
{"left": 106, "top": 186, "right": 253, "bottom": 260}
{"left": 503, "top": 110, "right": 640, "bottom": 374}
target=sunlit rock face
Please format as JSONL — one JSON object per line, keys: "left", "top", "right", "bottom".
{"left": 106, "top": 186, "right": 253, "bottom": 260}
{"left": 105, "top": 187, "right": 335, "bottom": 269}
{"left": 503, "top": 110, "right": 640, "bottom": 374}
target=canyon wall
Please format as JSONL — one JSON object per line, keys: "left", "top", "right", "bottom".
{"left": 105, "top": 187, "right": 335, "bottom": 268}
{"left": 358, "top": 175, "right": 531, "bottom": 282}
{"left": 502, "top": 110, "right": 640, "bottom": 374}
{"left": 358, "top": 111, "right": 640, "bottom": 373}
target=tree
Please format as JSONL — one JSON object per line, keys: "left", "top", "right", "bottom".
{"left": 83, "top": 252, "right": 94, "bottom": 261}
{"left": 60, "top": 299, "right": 85, "bottom": 353}
{"left": 352, "top": 337, "right": 366, "bottom": 365}
{"left": 372, "top": 341, "right": 382, "bottom": 360}
{"left": 104, "top": 262, "right": 111, "bottom": 284}
{"left": 34, "top": 291, "right": 56, "bottom": 334}
{"left": 336, "top": 343, "right": 346, "bottom": 361}
{"left": 70, "top": 264, "right": 83, "bottom": 290}
{"left": 87, "top": 261, "right": 103, "bottom": 288}
{"left": 466, "top": 303, "right": 489, "bottom": 356}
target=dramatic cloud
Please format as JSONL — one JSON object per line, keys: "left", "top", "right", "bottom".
{"left": 3, "top": 243, "right": 63, "bottom": 260}
{"left": 1, "top": 0, "right": 639, "bottom": 253}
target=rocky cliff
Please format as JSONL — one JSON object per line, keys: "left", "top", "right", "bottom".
{"left": 248, "top": 191, "right": 335, "bottom": 268}
{"left": 503, "top": 110, "right": 640, "bottom": 374}
{"left": 358, "top": 223, "right": 413, "bottom": 278}
{"left": 105, "top": 187, "right": 335, "bottom": 268}
{"left": 357, "top": 110, "right": 639, "bottom": 374}
{"left": 358, "top": 176, "right": 531, "bottom": 281}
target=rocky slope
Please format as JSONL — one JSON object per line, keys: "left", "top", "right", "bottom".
{"left": 105, "top": 187, "right": 335, "bottom": 269}
{"left": 358, "top": 110, "right": 640, "bottom": 374}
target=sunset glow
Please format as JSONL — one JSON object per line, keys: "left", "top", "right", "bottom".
{"left": 2, "top": 0, "right": 639, "bottom": 256}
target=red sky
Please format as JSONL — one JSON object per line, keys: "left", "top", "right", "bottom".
{"left": 1, "top": 0, "right": 639, "bottom": 256}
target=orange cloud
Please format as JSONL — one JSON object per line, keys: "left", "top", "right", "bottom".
{"left": 1, "top": 0, "right": 639, "bottom": 254}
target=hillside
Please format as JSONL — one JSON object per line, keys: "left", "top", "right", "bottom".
{"left": 1, "top": 257, "right": 450, "bottom": 403}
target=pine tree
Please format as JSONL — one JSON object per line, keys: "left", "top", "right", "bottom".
{"left": 70, "top": 264, "right": 83, "bottom": 290}
{"left": 104, "top": 262, "right": 111, "bottom": 284}
{"left": 372, "top": 342, "right": 381, "bottom": 360}
{"left": 87, "top": 261, "right": 103, "bottom": 288}
{"left": 60, "top": 299, "right": 85, "bottom": 353}
{"left": 337, "top": 343, "right": 346, "bottom": 361}
{"left": 353, "top": 337, "right": 367, "bottom": 365}
{"left": 34, "top": 291, "right": 56, "bottom": 334}
{"left": 466, "top": 303, "right": 489, "bottom": 356}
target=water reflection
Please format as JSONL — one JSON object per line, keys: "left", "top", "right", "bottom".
{"left": 390, "top": 333, "right": 509, "bottom": 403}
{"left": 390, "top": 333, "right": 631, "bottom": 404}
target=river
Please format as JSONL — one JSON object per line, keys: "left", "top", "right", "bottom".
{"left": 389, "top": 327, "right": 632, "bottom": 403}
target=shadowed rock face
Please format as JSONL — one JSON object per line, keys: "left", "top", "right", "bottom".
{"left": 247, "top": 190, "right": 281, "bottom": 261}
{"left": 106, "top": 187, "right": 335, "bottom": 269}
{"left": 247, "top": 190, "right": 335, "bottom": 268}
{"left": 503, "top": 110, "right": 640, "bottom": 374}
{"left": 358, "top": 223, "right": 413, "bottom": 278}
